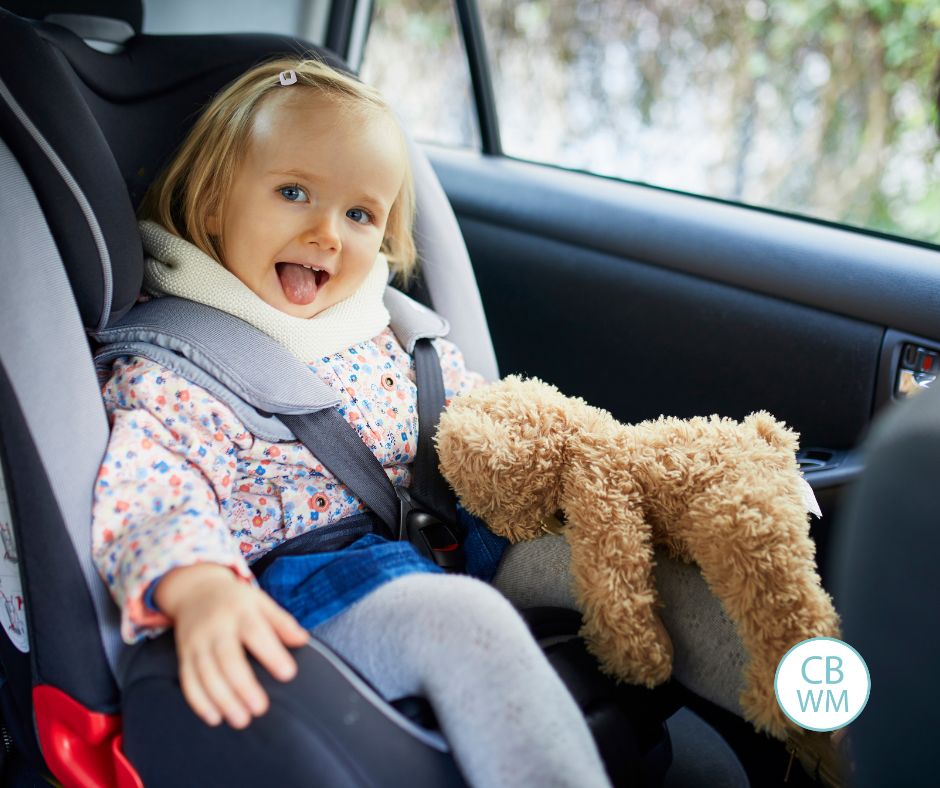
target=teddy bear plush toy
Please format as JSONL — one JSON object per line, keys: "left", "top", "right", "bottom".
{"left": 434, "top": 375, "right": 841, "bottom": 738}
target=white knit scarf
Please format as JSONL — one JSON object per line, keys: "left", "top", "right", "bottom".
{"left": 139, "top": 220, "right": 391, "bottom": 362}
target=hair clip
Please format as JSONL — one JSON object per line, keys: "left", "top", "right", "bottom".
{"left": 278, "top": 70, "right": 297, "bottom": 86}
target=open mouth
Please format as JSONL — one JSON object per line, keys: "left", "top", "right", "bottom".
{"left": 275, "top": 262, "right": 330, "bottom": 306}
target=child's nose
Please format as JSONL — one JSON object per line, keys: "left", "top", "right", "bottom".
{"left": 301, "top": 213, "right": 341, "bottom": 252}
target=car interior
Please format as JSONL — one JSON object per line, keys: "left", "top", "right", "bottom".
{"left": 1, "top": 1, "right": 938, "bottom": 786}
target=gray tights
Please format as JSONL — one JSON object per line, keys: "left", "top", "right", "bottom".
{"left": 311, "top": 536, "right": 747, "bottom": 788}
{"left": 311, "top": 572, "right": 611, "bottom": 788}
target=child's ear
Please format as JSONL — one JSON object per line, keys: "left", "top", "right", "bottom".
{"left": 206, "top": 213, "right": 220, "bottom": 236}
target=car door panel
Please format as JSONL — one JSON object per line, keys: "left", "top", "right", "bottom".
{"left": 430, "top": 149, "right": 940, "bottom": 449}
{"left": 455, "top": 214, "right": 882, "bottom": 452}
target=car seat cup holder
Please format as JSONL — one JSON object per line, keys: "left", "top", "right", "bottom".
{"left": 395, "top": 487, "right": 464, "bottom": 572}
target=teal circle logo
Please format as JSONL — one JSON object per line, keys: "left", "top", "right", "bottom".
{"left": 774, "top": 637, "right": 870, "bottom": 731}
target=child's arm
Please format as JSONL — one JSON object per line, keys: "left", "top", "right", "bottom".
{"left": 92, "top": 357, "right": 254, "bottom": 641}
{"left": 93, "top": 358, "right": 307, "bottom": 726}
{"left": 154, "top": 563, "right": 307, "bottom": 729}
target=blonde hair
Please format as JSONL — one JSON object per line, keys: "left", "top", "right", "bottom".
{"left": 139, "top": 56, "right": 417, "bottom": 283}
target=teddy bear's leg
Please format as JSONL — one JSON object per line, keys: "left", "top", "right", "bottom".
{"left": 670, "top": 453, "right": 841, "bottom": 738}
{"left": 564, "top": 501, "right": 674, "bottom": 688}
{"left": 623, "top": 416, "right": 711, "bottom": 566}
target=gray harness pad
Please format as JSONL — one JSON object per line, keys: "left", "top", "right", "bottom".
{"left": 93, "top": 290, "right": 450, "bottom": 442}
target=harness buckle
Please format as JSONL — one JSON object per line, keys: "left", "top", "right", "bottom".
{"left": 395, "top": 487, "right": 464, "bottom": 572}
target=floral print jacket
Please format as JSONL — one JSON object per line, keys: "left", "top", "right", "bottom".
{"left": 92, "top": 325, "right": 486, "bottom": 643}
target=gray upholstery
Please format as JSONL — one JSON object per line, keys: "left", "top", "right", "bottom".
{"left": 0, "top": 139, "right": 122, "bottom": 673}
{"left": 407, "top": 133, "right": 499, "bottom": 382}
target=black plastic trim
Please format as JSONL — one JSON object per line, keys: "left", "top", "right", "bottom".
{"left": 454, "top": 0, "right": 501, "bottom": 154}
{"left": 325, "top": 0, "right": 355, "bottom": 60}
{"left": 799, "top": 448, "right": 865, "bottom": 491}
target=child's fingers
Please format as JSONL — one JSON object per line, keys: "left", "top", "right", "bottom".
{"left": 194, "top": 648, "right": 252, "bottom": 729}
{"left": 212, "top": 635, "right": 270, "bottom": 717}
{"left": 241, "top": 613, "right": 299, "bottom": 683}
{"left": 259, "top": 592, "right": 310, "bottom": 646}
{"left": 179, "top": 655, "right": 222, "bottom": 727}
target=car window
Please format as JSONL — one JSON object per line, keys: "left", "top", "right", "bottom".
{"left": 361, "top": 0, "right": 481, "bottom": 150}
{"left": 365, "top": 0, "right": 940, "bottom": 247}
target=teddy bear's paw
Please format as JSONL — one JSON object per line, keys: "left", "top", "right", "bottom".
{"left": 740, "top": 681, "right": 789, "bottom": 741}
{"left": 603, "top": 645, "right": 673, "bottom": 689}
{"left": 483, "top": 512, "right": 547, "bottom": 543}
{"left": 582, "top": 617, "right": 674, "bottom": 688}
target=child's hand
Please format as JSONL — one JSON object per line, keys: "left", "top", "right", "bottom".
{"left": 154, "top": 563, "right": 310, "bottom": 729}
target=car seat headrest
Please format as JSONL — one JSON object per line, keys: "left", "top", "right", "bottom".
{"left": 0, "top": 7, "right": 143, "bottom": 330}
{"left": 1, "top": 0, "right": 142, "bottom": 40}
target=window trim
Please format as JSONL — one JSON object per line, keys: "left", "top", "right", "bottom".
{"left": 327, "top": 0, "right": 374, "bottom": 70}
{"left": 454, "top": 0, "right": 501, "bottom": 155}
{"left": 429, "top": 145, "right": 940, "bottom": 359}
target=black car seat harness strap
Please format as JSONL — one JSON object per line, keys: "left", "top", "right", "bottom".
{"left": 277, "top": 342, "right": 462, "bottom": 571}
{"left": 93, "top": 296, "right": 464, "bottom": 573}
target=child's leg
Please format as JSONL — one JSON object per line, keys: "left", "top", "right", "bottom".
{"left": 491, "top": 535, "right": 746, "bottom": 718}
{"left": 311, "top": 572, "right": 610, "bottom": 788}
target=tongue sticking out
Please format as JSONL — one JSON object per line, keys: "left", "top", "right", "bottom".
{"left": 277, "top": 263, "right": 321, "bottom": 305}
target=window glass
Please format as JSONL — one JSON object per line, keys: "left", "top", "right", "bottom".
{"left": 361, "top": 0, "right": 481, "bottom": 149}
{"left": 142, "top": 0, "right": 327, "bottom": 39}
{"left": 479, "top": 0, "right": 940, "bottom": 245}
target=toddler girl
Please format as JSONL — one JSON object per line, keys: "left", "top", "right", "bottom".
{"left": 92, "top": 57, "right": 611, "bottom": 788}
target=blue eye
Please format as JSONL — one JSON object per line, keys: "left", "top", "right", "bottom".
{"left": 347, "top": 208, "right": 372, "bottom": 225}
{"left": 279, "top": 185, "right": 307, "bottom": 202}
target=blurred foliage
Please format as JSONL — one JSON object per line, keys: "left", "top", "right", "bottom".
{"left": 363, "top": 0, "right": 479, "bottom": 149}
{"left": 366, "top": 0, "right": 940, "bottom": 245}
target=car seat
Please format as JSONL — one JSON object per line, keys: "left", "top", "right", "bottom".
{"left": 0, "top": 2, "right": 682, "bottom": 785}
{"left": 830, "top": 384, "right": 940, "bottom": 787}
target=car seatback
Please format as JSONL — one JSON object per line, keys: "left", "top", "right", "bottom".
{"left": 0, "top": 2, "right": 499, "bottom": 782}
